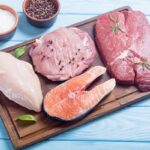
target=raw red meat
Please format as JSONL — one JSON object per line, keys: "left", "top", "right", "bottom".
{"left": 29, "top": 27, "right": 96, "bottom": 81}
{"left": 95, "top": 11, "right": 150, "bottom": 91}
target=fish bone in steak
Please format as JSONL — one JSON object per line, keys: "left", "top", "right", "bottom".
{"left": 95, "top": 10, "right": 150, "bottom": 91}
{"left": 30, "top": 27, "right": 96, "bottom": 81}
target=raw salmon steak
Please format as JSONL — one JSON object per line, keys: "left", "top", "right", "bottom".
{"left": 44, "top": 66, "right": 116, "bottom": 121}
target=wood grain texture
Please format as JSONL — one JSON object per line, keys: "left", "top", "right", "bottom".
{"left": 1, "top": 140, "right": 150, "bottom": 150}
{"left": 1, "top": 90, "right": 150, "bottom": 149}
{"left": 1, "top": 0, "right": 150, "bottom": 150}
{"left": 0, "top": 6, "right": 150, "bottom": 149}
{"left": 0, "top": 140, "right": 14, "bottom": 150}
{"left": 2, "top": 107, "right": 150, "bottom": 141}
{"left": 23, "top": 141, "right": 150, "bottom": 150}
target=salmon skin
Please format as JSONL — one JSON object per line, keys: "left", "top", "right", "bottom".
{"left": 44, "top": 66, "right": 116, "bottom": 121}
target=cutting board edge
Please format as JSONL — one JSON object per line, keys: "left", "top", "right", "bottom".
{"left": 1, "top": 90, "right": 150, "bottom": 150}
{"left": 1, "top": 6, "right": 145, "bottom": 150}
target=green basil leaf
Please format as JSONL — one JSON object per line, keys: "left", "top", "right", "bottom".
{"left": 16, "top": 114, "right": 36, "bottom": 123}
{"left": 14, "top": 46, "right": 27, "bottom": 58}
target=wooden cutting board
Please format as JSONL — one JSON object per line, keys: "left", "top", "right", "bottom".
{"left": 0, "top": 6, "right": 150, "bottom": 150}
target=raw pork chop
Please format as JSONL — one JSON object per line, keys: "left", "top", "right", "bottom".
{"left": 30, "top": 27, "right": 96, "bottom": 81}
{"left": 0, "top": 52, "right": 43, "bottom": 112}
{"left": 29, "top": 27, "right": 96, "bottom": 81}
{"left": 95, "top": 11, "right": 150, "bottom": 91}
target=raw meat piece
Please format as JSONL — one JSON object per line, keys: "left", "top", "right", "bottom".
{"left": 29, "top": 27, "right": 96, "bottom": 81}
{"left": 0, "top": 52, "right": 43, "bottom": 112}
{"left": 44, "top": 66, "right": 116, "bottom": 121}
{"left": 95, "top": 10, "right": 150, "bottom": 91}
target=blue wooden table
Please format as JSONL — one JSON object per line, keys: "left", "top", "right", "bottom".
{"left": 1, "top": 0, "right": 150, "bottom": 149}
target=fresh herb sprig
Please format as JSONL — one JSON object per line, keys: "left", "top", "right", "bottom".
{"left": 16, "top": 114, "right": 37, "bottom": 123}
{"left": 135, "top": 60, "right": 150, "bottom": 71}
{"left": 109, "top": 14, "right": 125, "bottom": 33}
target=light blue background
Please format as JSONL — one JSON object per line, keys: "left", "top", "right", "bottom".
{"left": 0, "top": 0, "right": 150, "bottom": 149}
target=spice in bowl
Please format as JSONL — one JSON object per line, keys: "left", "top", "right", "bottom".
{"left": 0, "top": 9, "right": 16, "bottom": 33}
{"left": 23, "top": 0, "right": 60, "bottom": 28}
{"left": 0, "top": 4, "right": 18, "bottom": 40}
{"left": 26, "top": 0, "right": 57, "bottom": 20}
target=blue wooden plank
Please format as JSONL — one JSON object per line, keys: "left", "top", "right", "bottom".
{"left": 0, "top": 0, "right": 150, "bottom": 150}
{"left": 1, "top": 0, "right": 150, "bottom": 15}
{"left": 1, "top": 139, "right": 150, "bottom": 150}
{"left": 24, "top": 141, "right": 150, "bottom": 150}
{"left": 0, "top": 118, "right": 9, "bottom": 139}
{"left": 0, "top": 140, "right": 14, "bottom": 150}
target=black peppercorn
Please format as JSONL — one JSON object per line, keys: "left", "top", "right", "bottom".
{"left": 26, "top": 0, "right": 57, "bottom": 20}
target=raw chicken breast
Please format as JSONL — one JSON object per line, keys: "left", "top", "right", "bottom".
{"left": 0, "top": 52, "right": 43, "bottom": 112}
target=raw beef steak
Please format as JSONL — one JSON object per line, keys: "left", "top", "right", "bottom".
{"left": 29, "top": 27, "right": 96, "bottom": 81}
{"left": 95, "top": 10, "right": 150, "bottom": 91}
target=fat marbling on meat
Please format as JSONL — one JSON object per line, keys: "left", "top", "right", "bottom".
{"left": 29, "top": 27, "right": 96, "bottom": 81}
